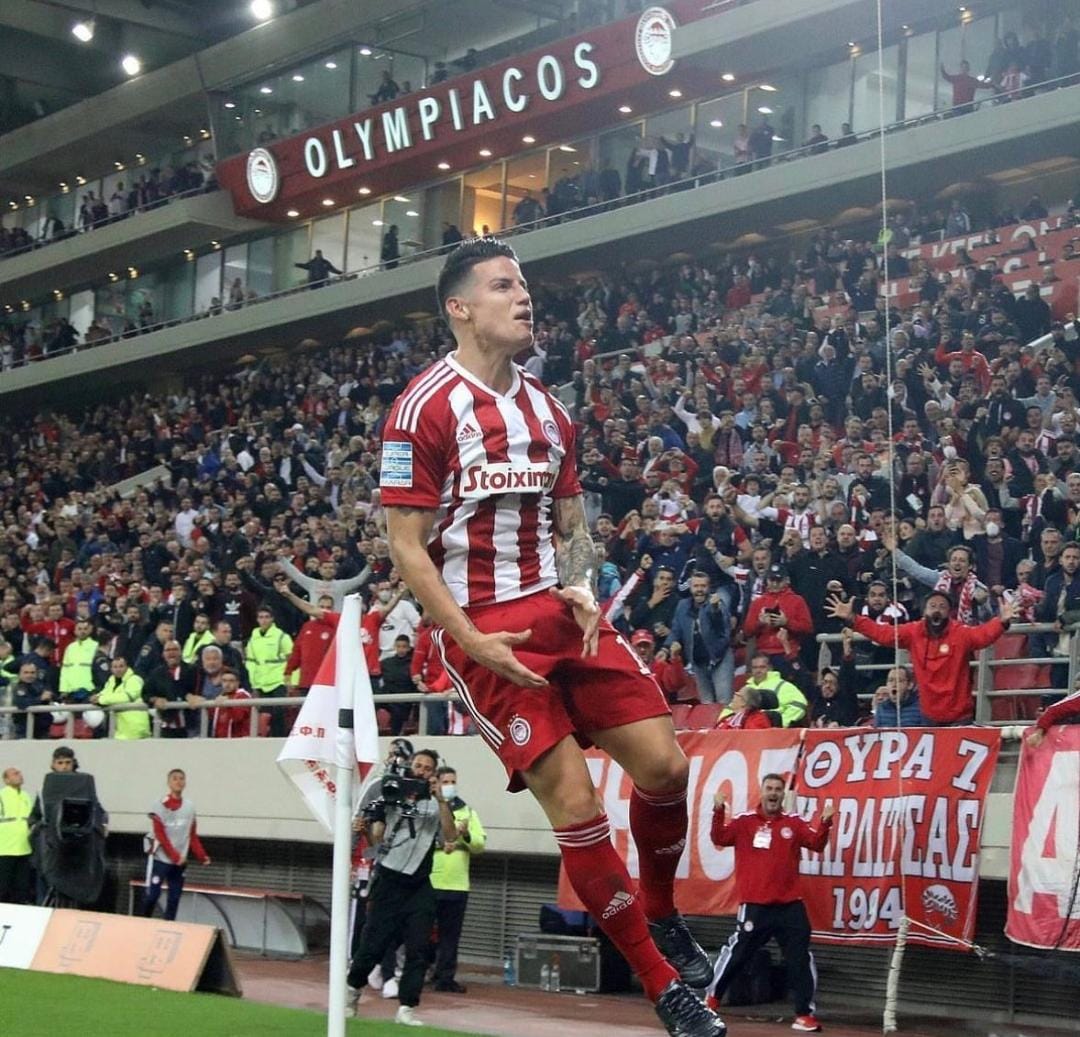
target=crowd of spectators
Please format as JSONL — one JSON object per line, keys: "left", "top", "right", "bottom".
{"left": 0, "top": 159, "right": 217, "bottom": 261}
{"left": 3, "top": 170, "right": 1080, "bottom": 739}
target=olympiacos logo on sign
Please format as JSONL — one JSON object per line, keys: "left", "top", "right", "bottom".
{"left": 635, "top": 6, "right": 678, "bottom": 76}
{"left": 246, "top": 147, "right": 279, "bottom": 204}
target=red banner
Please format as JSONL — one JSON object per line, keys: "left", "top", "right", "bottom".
{"left": 797, "top": 728, "right": 999, "bottom": 949}
{"left": 558, "top": 728, "right": 1000, "bottom": 951}
{"left": 1006, "top": 725, "right": 1080, "bottom": 951}
{"left": 557, "top": 730, "right": 803, "bottom": 916}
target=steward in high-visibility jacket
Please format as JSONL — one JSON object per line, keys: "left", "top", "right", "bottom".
{"left": 744, "top": 660, "right": 808, "bottom": 727}
{"left": 181, "top": 628, "right": 214, "bottom": 666}
{"left": 59, "top": 621, "right": 98, "bottom": 701}
{"left": 98, "top": 659, "right": 150, "bottom": 739}
{"left": 244, "top": 616, "right": 293, "bottom": 694}
{"left": 0, "top": 767, "right": 33, "bottom": 903}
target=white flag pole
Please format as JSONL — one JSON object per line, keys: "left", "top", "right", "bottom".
{"left": 326, "top": 595, "right": 361, "bottom": 1037}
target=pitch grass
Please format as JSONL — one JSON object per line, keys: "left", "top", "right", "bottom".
{"left": 1, "top": 969, "right": 491, "bottom": 1037}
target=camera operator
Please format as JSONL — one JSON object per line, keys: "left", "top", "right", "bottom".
{"left": 346, "top": 746, "right": 457, "bottom": 1026}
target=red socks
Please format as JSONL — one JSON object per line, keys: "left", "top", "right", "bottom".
{"left": 629, "top": 785, "right": 688, "bottom": 923}
{"left": 554, "top": 814, "right": 677, "bottom": 1001}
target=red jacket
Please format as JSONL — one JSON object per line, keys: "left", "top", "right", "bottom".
{"left": 744, "top": 588, "right": 814, "bottom": 655}
{"left": 1035, "top": 690, "right": 1080, "bottom": 731}
{"left": 212, "top": 688, "right": 253, "bottom": 738}
{"left": 22, "top": 615, "right": 76, "bottom": 663}
{"left": 411, "top": 624, "right": 450, "bottom": 692}
{"left": 853, "top": 614, "right": 1005, "bottom": 724}
{"left": 285, "top": 613, "right": 339, "bottom": 689}
{"left": 715, "top": 708, "right": 772, "bottom": 730}
{"left": 711, "top": 805, "right": 832, "bottom": 904}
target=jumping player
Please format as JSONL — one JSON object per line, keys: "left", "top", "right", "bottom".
{"left": 378, "top": 238, "right": 724, "bottom": 1037}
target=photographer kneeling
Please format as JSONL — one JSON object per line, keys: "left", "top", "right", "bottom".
{"left": 347, "top": 746, "right": 457, "bottom": 1026}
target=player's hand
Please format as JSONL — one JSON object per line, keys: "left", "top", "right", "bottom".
{"left": 201, "top": 857, "right": 212, "bottom": 867}
{"left": 1026, "top": 727, "right": 1045, "bottom": 748}
{"left": 822, "top": 800, "right": 836, "bottom": 823}
{"left": 550, "top": 586, "right": 600, "bottom": 657}
{"left": 713, "top": 789, "right": 726, "bottom": 810}
{"left": 460, "top": 629, "right": 547, "bottom": 687}
{"left": 999, "top": 596, "right": 1020, "bottom": 623}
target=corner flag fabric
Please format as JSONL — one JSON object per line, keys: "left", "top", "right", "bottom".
{"left": 277, "top": 595, "right": 379, "bottom": 832}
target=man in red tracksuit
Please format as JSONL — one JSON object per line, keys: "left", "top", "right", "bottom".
{"left": 285, "top": 594, "right": 340, "bottom": 693}
{"left": 708, "top": 775, "right": 834, "bottom": 1033}
{"left": 827, "top": 591, "right": 1019, "bottom": 725}
{"left": 21, "top": 602, "right": 76, "bottom": 665}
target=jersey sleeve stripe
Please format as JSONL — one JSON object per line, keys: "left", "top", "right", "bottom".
{"left": 395, "top": 361, "right": 451, "bottom": 432}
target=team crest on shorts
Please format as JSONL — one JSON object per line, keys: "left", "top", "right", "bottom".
{"left": 508, "top": 715, "right": 532, "bottom": 746}
{"left": 541, "top": 419, "right": 562, "bottom": 447}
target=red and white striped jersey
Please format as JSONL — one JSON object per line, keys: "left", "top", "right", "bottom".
{"left": 379, "top": 353, "right": 580, "bottom": 608}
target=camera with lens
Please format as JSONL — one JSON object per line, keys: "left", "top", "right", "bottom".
{"left": 362, "top": 739, "right": 430, "bottom": 823}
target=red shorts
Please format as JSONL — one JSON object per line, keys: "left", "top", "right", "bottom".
{"left": 433, "top": 589, "right": 670, "bottom": 790}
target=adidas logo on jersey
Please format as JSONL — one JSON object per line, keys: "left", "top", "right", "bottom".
{"left": 456, "top": 423, "right": 483, "bottom": 443}
{"left": 602, "top": 890, "right": 635, "bottom": 920}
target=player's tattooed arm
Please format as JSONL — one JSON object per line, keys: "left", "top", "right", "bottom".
{"left": 553, "top": 495, "right": 597, "bottom": 595}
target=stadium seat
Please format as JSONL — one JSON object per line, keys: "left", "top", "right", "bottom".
{"left": 686, "top": 704, "right": 723, "bottom": 729}
{"left": 670, "top": 704, "right": 694, "bottom": 729}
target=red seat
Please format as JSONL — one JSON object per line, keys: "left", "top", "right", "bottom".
{"left": 673, "top": 679, "right": 700, "bottom": 704}
{"left": 670, "top": 704, "right": 694, "bottom": 730}
{"left": 686, "top": 704, "right": 723, "bottom": 729}
{"left": 376, "top": 707, "right": 394, "bottom": 734}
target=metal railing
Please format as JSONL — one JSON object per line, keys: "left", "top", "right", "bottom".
{"left": 0, "top": 690, "right": 461, "bottom": 742}
{"left": 5, "top": 69, "right": 1080, "bottom": 372}
{"left": 815, "top": 621, "right": 1078, "bottom": 725}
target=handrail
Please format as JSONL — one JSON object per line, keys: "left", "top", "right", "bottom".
{"left": 0, "top": 184, "right": 219, "bottom": 262}
{"left": 0, "top": 690, "right": 460, "bottom": 741}
{"left": 5, "top": 70, "right": 1080, "bottom": 370}
{"left": 815, "top": 622, "right": 1078, "bottom": 726}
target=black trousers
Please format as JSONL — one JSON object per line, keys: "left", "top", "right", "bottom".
{"left": 711, "top": 900, "right": 816, "bottom": 1016}
{"left": 0, "top": 854, "right": 33, "bottom": 903}
{"left": 143, "top": 860, "right": 186, "bottom": 920}
{"left": 433, "top": 890, "right": 468, "bottom": 985}
{"left": 347, "top": 867, "right": 435, "bottom": 1007}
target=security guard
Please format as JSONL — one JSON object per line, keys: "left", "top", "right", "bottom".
{"left": 743, "top": 654, "right": 809, "bottom": 727}
{"left": 430, "top": 765, "right": 486, "bottom": 993}
{"left": 96, "top": 655, "right": 150, "bottom": 739}
{"left": 181, "top": 613, "right": 215, "bottom": 665}
{"left": 0, "top": 766, "right": 33, "bottom": 903}
{"left": 58, "top": 618, "right": 98, "bottom": 703}
{"left": 244, "top": 605, "right": 293, "bottom": 736}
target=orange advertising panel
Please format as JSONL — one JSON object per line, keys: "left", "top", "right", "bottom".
{"left": 31, "top": 909, "right": 220, "bottom": 992}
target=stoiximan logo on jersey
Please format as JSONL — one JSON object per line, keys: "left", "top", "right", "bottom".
{"left": 246, "top": 148, "right": 279, "bottom": 204}
{"left": 460, "top": 463, "right": 557, "bottom": 498}
{"left": 635, "top": 6, "right": 677, "bottom": 77}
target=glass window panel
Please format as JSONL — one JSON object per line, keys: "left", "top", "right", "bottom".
{"left": 420, "top": 180, "right": 463, "bottom": 252}
{"left": 746, "top": 73, "right": 801, "bottom": 158}
{"left": 598, "top": 123, "right": 641, "bottom": 195}
{"left": 68, "top": 290, "right": 94, "bottom": 337}
{"left": 273, "top": 228, "right": 312, "bottom": 291}
{"left": 940, "top": 15, "right": 999, "bottom": 87}
{"left": 94, "top": 284, "right": 130, "bottom": 336}
{"left": 346, "top": 204, "right": 383, "bottom": 274}
{"left": 223, "top": 244, "right": 248, "bottom": 309}
{"left": 247, "top": 237, "right": 274, "bottom": 299}
{"left": 383, "top": 194, "right": 424, "bottom": 262}
{"left": 804, "top": 60, "right": 851, "bottom": 141}
{"left": 194, "top": 251, "right": 223, "bottom": 314}
{"left": 546, "top": 135, "right": 595, "bottom": 215}
{"left": 162, "top": 260, "right": 195, "bottom": 322}
{"left": 852, "top": 45, "right": 900, "bottom": 133}
{"left": 462, "top": 162, "right": 505, "bottom": 237}
{"left": 505, "top": 151, "right": 547, "bottom": 227}
{"left": 43, "top": 192, "right": 76, "bottom": 235}
{"left": 693, "top": 95, "right": 744, "bottom": 173}
{"left": 644, "top": 105, "right": 694, "bottom": 182}
{"left": 311, "top": 212, "right": 346, "bottom": 272}
{"left": 128, "top": 273, "right": 161, "bottom": 329}
{"left": 904, "top": 29, "right": 937, "bottom": 118}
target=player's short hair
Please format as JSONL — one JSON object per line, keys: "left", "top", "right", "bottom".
{"left": 436, "top": 237, "right": 519, "bottom": 320}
